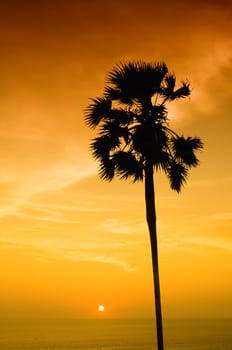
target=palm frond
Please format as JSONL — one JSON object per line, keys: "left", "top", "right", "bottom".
{"left": 186, "top": 136, "right": 204, "bottom": 150}
{"left": 98, "top": 158, "right": 115, "bottom": 181}
{"left": 106, "top": 108, "right": 135, "bottom": 126}
{"left": 132, "top": 122, "right": 168, "bottom": 161}
{"left": 113, "top": 151, "right": 143, "bottom": 182}
{"left": 99, "top": 120, "right": 130, "bottom": 146}
{"left": 152, "top": 151, "right": 170, "bottom": 171}
{"left": 90, "top": 135, "right": 119, "bottom": 160}
{"left": 106, "top": 61, "right": 168, "bottom": 102}
{"left": 161, "top": 74, "right": 176, "bottom": 97}
{"left": 160, "top": 79, "right": 190, "bottom": 102}
{"left": 171, "top": 136, "right": 203, "bottom": 167}
{"left": 151, "top": 105, "right": 168, "bottom": 122}
{"left": 167, "top": 161, "right": 188, "bottom": 192}
{"left": 171, "top": 81, "right": 191, "bottom": 100}
{"left": 104, "top": 86, "right": 134, "bottom": 105}
{"left": 85, "top": 97, "right": 112, "bottom": 128}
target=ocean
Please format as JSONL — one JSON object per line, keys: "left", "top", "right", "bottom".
{"left": 1, "top": 318, "right": 231, "bottom": 350}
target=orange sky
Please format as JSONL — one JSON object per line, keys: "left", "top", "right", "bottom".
{"left": 0, "top": 0, "right": 232, "bottom": 319}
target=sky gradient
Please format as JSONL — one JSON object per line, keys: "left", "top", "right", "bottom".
{"left": 0, "top": 0, "right": 232, "bottom": 319}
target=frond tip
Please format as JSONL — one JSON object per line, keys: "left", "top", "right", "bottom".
{"left": 84, "top": 97, "right": 112, "bottom": 128}
{"left": 171, "top": 136, "right": 203, "bottom": 167}
{"left": 113, "top": 151, "right": 143, "bottom": 182}
{"left": 171, "top": 81, "right": 191, "bottom": 100}
{"left": 168, "top": 161, "right": 188, "bottom": 192}
{"left": 98, "top": 158, "right": 115, "bottom": 181}
{"left": 90, "top": 135, "right": 118, "bottom": 160}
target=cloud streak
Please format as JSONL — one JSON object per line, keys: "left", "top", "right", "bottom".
{"left": 0, "top": 236, "right": 139, "bottom": 273}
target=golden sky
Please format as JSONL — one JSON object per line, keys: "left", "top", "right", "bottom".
{"left": 0, "top": 0, "right": 232, "bottom": 319}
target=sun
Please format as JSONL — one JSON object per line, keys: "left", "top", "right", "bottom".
{"left": 98, "top": 304, "right": 105, "bottom": 312}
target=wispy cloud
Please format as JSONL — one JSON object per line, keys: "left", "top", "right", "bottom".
{"left": 14, "top": 201, "right": 102, "bottom": 224}
{"left": 183, "top": 237, "right": 232, "bottom": 252}
{"left": 99, "top": 218, "right": 134, "bottom": 235}
{"left": 0, "top": 236, "right": 138, "bottom": 273}
{"left": 0, "top": 159, "right": 96, "bottom": 220}
{"left": 152, "top": 233, "right": 232, "bottom": 254}
{"left": 62, "top": 251, "right": 137, "bottom": 273}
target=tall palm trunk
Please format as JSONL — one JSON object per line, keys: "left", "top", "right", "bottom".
{"left": 145, "top": 161, "right": 164, "bottom": 350}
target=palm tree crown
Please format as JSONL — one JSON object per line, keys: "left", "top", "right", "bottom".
{"left": 85, "top": 61, "right": 203, "bottom": 192}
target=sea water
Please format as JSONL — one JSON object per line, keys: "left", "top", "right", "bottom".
{"left": 0, "top": 318, "right": 231, "bottom": 350}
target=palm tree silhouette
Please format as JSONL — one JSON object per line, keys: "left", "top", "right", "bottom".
{"left": 85, "top": 61, "right": 203, "bottom": 350}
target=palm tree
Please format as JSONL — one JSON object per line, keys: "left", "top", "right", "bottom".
{"left": 85, "top": 61, "right": 203, "bottom": 350}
